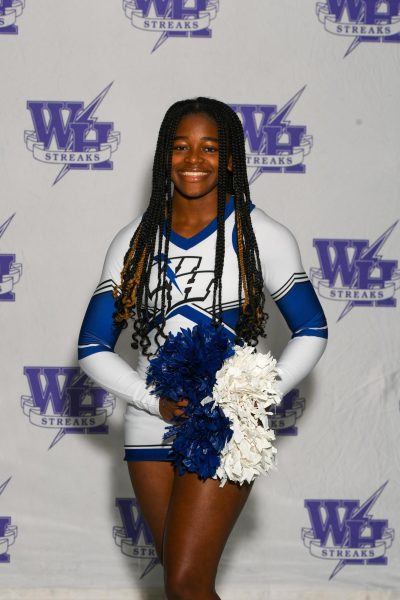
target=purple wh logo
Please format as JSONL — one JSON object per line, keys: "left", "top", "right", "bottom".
{"left": 0, "top": 214, "right": 22, "bottom": 302}
{"left": 123, "top": 0, "right": 219, "bottom": 52}
{"left": 231, "top": 87, "right": 313, "bottom": 185}
{"left": 0, "top": 478, "right": 17, "bottom": 564}
{"left": 302, "top": 482, "right": 394, "bottom": 579}
{"left": 21, "top": 367, "right": 116, "bottom": 448}
{"left": 0, "top": 0, "right": 25, "bottom": 35}
{"left": 317, "top": 0, "right": 400, "bottom": 56}
{"left": 270, "top": 389, "right": 305, "bottom": 436}
{"left": 310, "top": 222, "right": 400, "bottom": 321}
{"left": 25, "top": 83, "right": 120, "bottom": 185}
{"left": 113, "top": 497, "right": 159, "bottom": 578}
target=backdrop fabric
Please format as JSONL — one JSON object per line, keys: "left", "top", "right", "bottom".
{"left": 1, "top": 1, "right": 399, "bottom": 598}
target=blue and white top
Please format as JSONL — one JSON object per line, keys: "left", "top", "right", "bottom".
{"left": 78, "top": 197, "right": 327, "bottom": 454}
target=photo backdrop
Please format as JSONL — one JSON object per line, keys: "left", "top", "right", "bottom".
{"left": 1, "top": 1, "right": 399, "bottom": 598}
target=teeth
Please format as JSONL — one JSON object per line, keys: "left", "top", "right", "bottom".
{"left": 181, "top": 172, "right": 208, "bottom": 176}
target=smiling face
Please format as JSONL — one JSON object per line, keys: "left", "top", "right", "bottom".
{"left": 171, "top": 112, "right": 227, "bottom": 203}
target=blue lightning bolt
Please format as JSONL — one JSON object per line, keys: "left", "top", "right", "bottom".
{"left": 52, "top": 82, "right": 114, "bottom": 185}
{"left": 249, "top": 86, "right": 306, "bottom": 185}
{"left": 0, "top": 213, "right": 15, "bottom": 241}
{"left": 337, "top": 221, "right": 398, "bottom": 321}
{"left": 329, "top": 481, "right": 389, "bottom": 579}
{"left": 151, "top": 0, "right": 173, "bottom": 53}
{"left": 153, "top": 254, "right": 182, "bottom": 293}
{"left": 0, "top": 477, "right": 11, "bottom": 496}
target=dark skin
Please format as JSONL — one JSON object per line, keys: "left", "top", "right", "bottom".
{"left": 128, "top": 114, "right": 251, "bottom": 600}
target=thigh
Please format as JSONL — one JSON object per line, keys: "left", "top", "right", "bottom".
{"left": 163, "top": 472, "right": 252, "bottom": 585}
{"left": 127, "top": 460, "right": 175, "bottom": 560}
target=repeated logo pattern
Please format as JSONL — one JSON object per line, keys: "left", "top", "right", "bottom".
{"left": 231, "top": 88, "right": 313, "bottom": 184}
{"left": 317, "top": 0, "right": 400, "bottom": 56}
{"left": 310, "top": 222, "right": 399, "bottom": 321}
{"left": 0, "top": 0, "right": 25, "bottom": 35}
{"left": 0, "top": 478, "right": 17, "bottom": 564}
{"left": 24, "top": 83, "right": 120, "bottom": 185}
{"left": 270, "top": 389, "right": 305, "bottom": 436}
{"left": 302, "top": 482, "right": 394, "bottom": 579}
{"left": 122, "top": 0, "right": 219, "bottom": 52}
{"left": 0, "top": 214, "right": 22, "bottom": 302}
{"left": 21, "top": 367, "right": 116, "bottom": 448}
{"left": 113, "top": 497, "right": 159, "bottom": 578}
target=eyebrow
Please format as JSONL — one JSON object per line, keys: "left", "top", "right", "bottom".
{"left": 173, "top": 136, "right": 219, "bottom": 142}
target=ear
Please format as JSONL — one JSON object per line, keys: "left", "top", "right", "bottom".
{"left": 227, "top": 155, "right": 233, "bottom": 172}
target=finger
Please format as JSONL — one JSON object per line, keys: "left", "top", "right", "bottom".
{"left": 177, "top": 399, "right": 189, "bottom": 406}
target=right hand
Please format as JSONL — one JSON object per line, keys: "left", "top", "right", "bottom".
{"left": 159, "top": 396, "right": 189, "bottom": 422}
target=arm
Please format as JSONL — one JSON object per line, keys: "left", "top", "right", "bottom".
{"left": 77, "top": 219, "right": 161, "bottom": 417}
{"left": 253, "top": 209, "right": 328, "bottom": 396}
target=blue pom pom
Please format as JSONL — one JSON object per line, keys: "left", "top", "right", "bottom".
{"left": 146, "top": 322, "right": 236, "bottom": 479}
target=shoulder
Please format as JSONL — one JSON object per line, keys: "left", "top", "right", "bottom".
{"left": 100, "top": 214, "right": 143, "bottom": 279}
{"left": 250, "top": 206, "right": 300, "bottom": 256}
{"left": 105, "top": 214, "right": 143, "bottom": 260}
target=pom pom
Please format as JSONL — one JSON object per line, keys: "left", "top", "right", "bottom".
{"left": 209, "top": 344, "right": 282, "bottom": 486}
{"left": 146, "top": 323, "right": 235, "bottom": 478}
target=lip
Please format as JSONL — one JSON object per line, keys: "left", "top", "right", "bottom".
{"left": 179, "top": 171, "right": 209, "bottom": 180}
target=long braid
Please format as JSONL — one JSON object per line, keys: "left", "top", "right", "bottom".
{"left": 113, "top": 97, "right": 268, "bottom": 355}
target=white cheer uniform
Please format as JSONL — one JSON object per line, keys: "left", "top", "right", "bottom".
{"left": 78, "top": 196, "right": 327, "bottom": 460}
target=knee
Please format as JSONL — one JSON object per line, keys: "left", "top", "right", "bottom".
{"left": 165, "top": 568, "right": 214, "bottom": 600}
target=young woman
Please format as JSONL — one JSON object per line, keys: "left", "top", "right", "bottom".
{"left": 78, "top": 97, "right": 327, "bottom": 600}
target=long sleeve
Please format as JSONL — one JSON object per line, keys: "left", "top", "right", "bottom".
{"left": 77, "top": 217, "right": 161, "bottom": 417}
{"left": 252, "top": 208, "right": 328, "bottom": 396}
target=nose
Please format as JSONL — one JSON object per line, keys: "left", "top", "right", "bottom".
{"left": 184, "top": 147, "right": 203, "bottom": 164}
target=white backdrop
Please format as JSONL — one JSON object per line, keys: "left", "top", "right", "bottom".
{"left": 1, "top": 1, "right": 400, "bottom": 598}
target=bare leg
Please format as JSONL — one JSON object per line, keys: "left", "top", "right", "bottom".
{"left": 163, "top": 471, "right": 252, "bottom": 600}
{"left": 127, "top": 460, "right": 175, "bottom": 561}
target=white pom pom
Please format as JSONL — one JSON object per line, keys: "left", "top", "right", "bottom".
{"left": 209, "top": 345, "right": 282, "bottom": 487}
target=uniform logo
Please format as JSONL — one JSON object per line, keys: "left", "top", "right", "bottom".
{"left": 0, "top": 214, "right": 22, "bottom": 302}
{"left": 25, "top": 83, "right": 120, "bottom": 185}
{"left": 302, "top": 482, "right": 394, "bottom": 579}
{"left": 231, "top": 88, "right": 313, "bottom": 185}
{"left": 310, "top": 221, "right": 400, "bottom": 321}
{"left": 21, "top": 367, "right": 116, "bottom": 448}
{"left": 270, "top": 388, "right": 305, "bottom": 436}
{"left": 0, "top": 0, "right": 26, "bottom": 35}
{"left": 0, "top": 478, "right": 17, "bottom": 564}
{"left": 113, "top": 497, "right": 159, "bottom": 578}
{"left": 122, "top": 0, "right": 219, "bottom": 52}
{"left": 317, "top": 0, "right": 400, "bottom": 56}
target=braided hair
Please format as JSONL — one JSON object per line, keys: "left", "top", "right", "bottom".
{"left": 113, "top": 97, "right": 268, "bottom": 356}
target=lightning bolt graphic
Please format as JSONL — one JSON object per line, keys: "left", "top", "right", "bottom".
{"left": 151, "top": 0, "right": 173, "bottom": 53}
{"left": 52, "top": 82, "right": 114, "bottom": 185}
{"left": 0, "top": 214, "right": 15, "bottom": 241}
{"left": 337, "top": 220, "right": 398, "bottom": 321}
{"left": 329, "top": 481, "right": 389, "bottom": 580}
{"left": 48, "top": 371, "right": 83, "bottom": 449}
{"left": 344, "top": 2, "right": 390, "bottom": 57}
{"left": 139, "top": 556, "right": 160, "bottom": 578}
{"left": 0, "top": 477, "right": 11, "bottom": 496}
{"left": 153, "top": 254, "right": 182, "bottom": 293}
{"left": 248, "top": 86, "right": 306, "bottom": 185}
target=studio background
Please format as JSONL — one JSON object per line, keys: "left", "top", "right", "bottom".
{"left": 1, "top": 1, "right": 399, "bottom": 598}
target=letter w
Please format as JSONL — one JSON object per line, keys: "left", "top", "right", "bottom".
{"left": 327, "top": 0, "right": 365, "bottom": 20}
{"left": 313, "top": 239, "right": 368, "bottom": 286}
{"left": 115, "top": 498, "right": 154, "bottom": 545}
{"left": 231, "top": 105, "right": 276, "bottom": 153}
{"left": 305, "top": 499, "right": 359, "bottom": 545}
{"left": 24, "top": 367, "right": 78, "bottom": 414}
{"left": 135, "top": 0, "right": 171, "bottom": 17}
{"left": 27, "top": 101, "right": 82, "bottom": 149}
